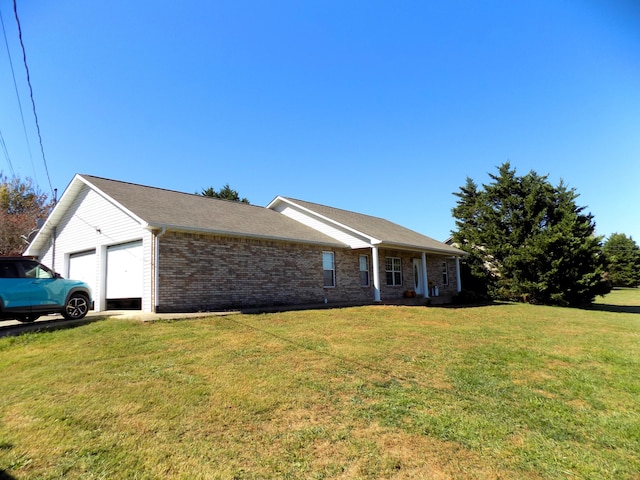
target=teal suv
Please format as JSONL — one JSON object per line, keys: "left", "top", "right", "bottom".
{"left": 0, "top": 257, "right": 92, "bottom": 322}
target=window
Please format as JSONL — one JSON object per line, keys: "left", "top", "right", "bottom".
{"left": 385, "top": 257, "right": 402, "bottom": 286}
{"left": 0, "top": 261, "right": 19, "bottom": 278}
{"left": 23, "top": 260, "right": 54, "bottom": 279}
{"left": 359, "top": 255, "right": 370, "bottom": 287}
{"left": 442, "top": 261, "right": 449, "bottom": 286}
{"left": 323, "top": 252, "right": 335, "bottom": 287}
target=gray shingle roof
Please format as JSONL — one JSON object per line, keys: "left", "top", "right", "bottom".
{"left": 81, "top": 175, "right": 345, "bottom": 246}
{"left": 281, "top": 197, "right": 463, "bottom": 255}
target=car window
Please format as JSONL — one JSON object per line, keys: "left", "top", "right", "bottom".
{"left": 22, "top": 261, "right": 54, "bottom": 279}
{"left": 0, "top": 262, "right": 20, "bottom": 278}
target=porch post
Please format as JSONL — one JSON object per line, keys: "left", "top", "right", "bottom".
{"left": 421, "top": 252, "right": 429, "bottom": 298}
{"left": 455, "top": 256, "right": 462, "bottom": 292}
{"left": 372, "top": 245, "right": 381, "bottom": 302}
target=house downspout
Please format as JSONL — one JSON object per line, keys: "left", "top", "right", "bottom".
{"left": 455, "top": 256, "right": 462, "bottom": 292}
{"left": 51, "top": 226, "right": 57, "bottom": 272}
{"left": 421, "top": 252, "right": 429, "bottom": 298}
{"left": 154, "top": 227, "right": 167, "bottom": 312}
{"left": 371, "top": 245, "right": 381, "bottom": 302}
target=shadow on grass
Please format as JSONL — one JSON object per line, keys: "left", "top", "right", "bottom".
{"left": 0, "top": 315, "right": 111, "bottom": 338}
{"left": 586, "top": 304, "right": 640, "bottom": 315}
{"left": 0, "top": 470, "right": 17, "bottom": 480}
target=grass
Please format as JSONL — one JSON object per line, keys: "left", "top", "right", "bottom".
{"left": 1, "top": 289, "right": 639, "bottom": 479}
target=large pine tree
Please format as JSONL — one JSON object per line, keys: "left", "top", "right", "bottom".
{"left": 452, "top": 162, "right": 610, "bottom": 306}
{"left": 603, "top": 233, "right": 640, "bottom": 287}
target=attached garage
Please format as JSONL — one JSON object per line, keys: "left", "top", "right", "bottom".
{"left": 106, "top": 240, "right": 143, "bottom": 309}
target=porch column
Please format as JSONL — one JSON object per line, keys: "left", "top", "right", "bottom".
{"left": 372, "top": 245, "right": 381, "bottom": 302}
{"left": 455, "top": 257, "right": 462, "bottom": 292}
{"left": 421, "top": 252, "right": 429, "bottom": 298}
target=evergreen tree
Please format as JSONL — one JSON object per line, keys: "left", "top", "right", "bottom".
{"left": 603, "top": 233, "right": 640, "bottom": 287}
{"left": 452, "top": 162, "right": 610, "bottom": 306}
{"left": 199, "top": 183, "right": 249, "bottom": 203}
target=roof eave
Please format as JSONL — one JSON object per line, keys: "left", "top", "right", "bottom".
{"left": 143, "top": 223, "right": 347, "bottom": 248}
{"left": 25, "top": 174, "right": 86, "bottom": 255}
{"left": 378, "top": 241, "right": 467, "bottom": 256}
{"left": 268, "top": 196, "right": 382, "bottom": 244}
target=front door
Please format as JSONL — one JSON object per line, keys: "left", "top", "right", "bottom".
{"left": 412, "top": 259, "right": 424, "bottom": 295}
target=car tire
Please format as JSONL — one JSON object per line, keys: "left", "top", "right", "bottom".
{"left": 62, "top": 293, "right": 90, "bottom": 320}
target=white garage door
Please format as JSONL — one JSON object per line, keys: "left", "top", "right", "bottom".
{"left": 69, "top": 250, "right": 96, "bottom": 295}
{"left": 106, "top": 241, "right": 143, "bottom": 300}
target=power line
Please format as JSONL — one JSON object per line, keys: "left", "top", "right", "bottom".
{"left": 0, "top": 6, "right": 35, "bottom": 179}
{"left": 0, "top": 129, "right": 16, "bottom": 176}
{"left": 12, "top": 0, "right": 53, "bottom": 198}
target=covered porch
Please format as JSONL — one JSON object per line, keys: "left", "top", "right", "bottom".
{"left": 367, "top": 245, "right": 464, "bottom": 304}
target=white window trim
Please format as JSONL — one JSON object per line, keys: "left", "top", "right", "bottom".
{"left": 385, "top": 256, "right": 403, "bottom": 286}
{"left": 442, "top": 261, "right": 449, "bottom": 286}
{"left": 359, "top": 254, "right": 370, "bottom": 287}
{"left": 323, "top": 251, "right": 335, "bottom": 288}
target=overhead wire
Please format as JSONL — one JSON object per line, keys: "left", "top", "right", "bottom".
{"left": 0, "top": 129, "right": 15, "bottom": 176}
{"left": 0, "top": 8, "right": 20, "bottom": 177}
{"left": 11, "top": 0, "right": 54, "bottom": 199}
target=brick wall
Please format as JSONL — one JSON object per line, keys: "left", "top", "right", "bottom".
{"left": 329, "top": 248, "right": 374, "bottom": 304}
{"left": 425, "top": 255, "right": 458, "bottom": 296}
{"left": 157, "top": 232, "right": 372, "bottom": 312}
{"left": 156, "top": 232, "right": 458, "bottom": 312}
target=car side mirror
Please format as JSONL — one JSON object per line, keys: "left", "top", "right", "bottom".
{"left": 55, "top": 273, "right": 62, "bottom": 279}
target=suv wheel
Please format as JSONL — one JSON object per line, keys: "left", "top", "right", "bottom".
{"left": 62, "top": 293, "right": 90, "bottom": 320}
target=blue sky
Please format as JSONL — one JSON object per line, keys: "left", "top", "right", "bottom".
{"left": 1, "top": 0, "right": 639, "bottom": 242}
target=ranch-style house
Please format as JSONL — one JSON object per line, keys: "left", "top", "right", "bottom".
{"left": 25, "top": 175, "right": 465, "bottom": 312}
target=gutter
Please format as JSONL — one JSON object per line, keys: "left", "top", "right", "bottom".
{"left": 378, "top": 241, "right": 468, "bottom": 256}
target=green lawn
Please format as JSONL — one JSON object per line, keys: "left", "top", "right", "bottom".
{"left": 1, "top": 289, "right": 639, "bottom": 479}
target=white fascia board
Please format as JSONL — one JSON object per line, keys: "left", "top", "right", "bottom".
{"left": 380, "top": 241, "right": 468, "bottom": 256}
{"left": 265, "top": 196, "right": 284, "bottom": 210}
{"left": 268, "top": 197, "right": 381, "bottom": 248}
{"left": 25, "top": 174, "right": 84, "bottom": 256}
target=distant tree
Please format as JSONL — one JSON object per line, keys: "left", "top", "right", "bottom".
{"left": 0, "top": 174, "right": 53, "bottom": 255}
{"left": 452, "top": 162, "right": 610, "bottom": 307}
{"left": 200, "top": 183, "right": 249, "bottom": 203}
{"left": 603, "top": 233, "right": 640, "bottom": 287}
